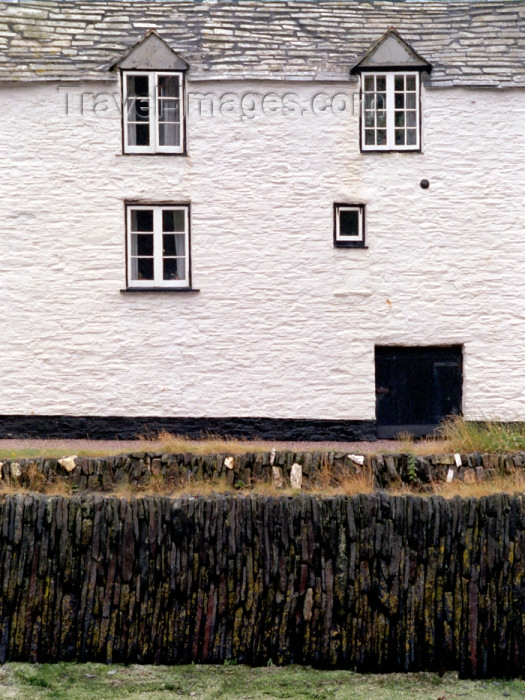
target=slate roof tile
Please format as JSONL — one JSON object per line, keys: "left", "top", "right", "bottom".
{"left": 0, "top": 0, "right": 523, "bottom": 86}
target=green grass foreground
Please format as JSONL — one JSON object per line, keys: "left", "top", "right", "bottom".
{"left": 0, "top": 664, "right": 524, "bottom": 699}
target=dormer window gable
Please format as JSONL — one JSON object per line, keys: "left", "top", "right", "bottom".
{"left": 352, "top": 29, "right": 431, "bottom": 153}
{"left": 113, "top": 30, "right": 188, "bottom": 155}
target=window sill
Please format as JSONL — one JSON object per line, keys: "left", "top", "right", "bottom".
{"left": 120, "top": 287, "right": 200, "bottom": 293}
{"left": 118, "top": 152, "right": 188, "bottom": 157}
{"left": 360, "top": 149, "right": 422, "bottom": 154}
{"left": 334, "top": 243, "right": 369, "bottom": 249}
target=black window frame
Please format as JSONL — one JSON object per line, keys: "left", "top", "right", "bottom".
{"left": 333, "top": 203, "right": 366, "bottom": 248}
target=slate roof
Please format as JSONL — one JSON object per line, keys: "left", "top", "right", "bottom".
{"left": 0, "top": 0, "right": 524, "bottom": 87}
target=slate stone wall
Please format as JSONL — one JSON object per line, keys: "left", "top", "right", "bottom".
{"left": 0, "top": 450, "right": 522, "bottom": 491}
{"left": 1, "top": 492, "right": 524, "bottom": 677}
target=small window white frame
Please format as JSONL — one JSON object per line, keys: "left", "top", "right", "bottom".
{"left": 126, "top": 204, "right": 190, "bottom": 289}
{"left": 334, "top": 203, "right": 365, "bottom": 248}
{"left": 361, "top": 71, "right": 420, "bottom": 152}
{"left": 123, "top": 71, "right": 185, "bottom": 155}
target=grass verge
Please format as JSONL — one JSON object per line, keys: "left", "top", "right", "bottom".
{"left": 436, "top": 416, "right": 525, "bottom": 454}
{"left": 1, "top": 663, "right": 524, "bottom": 700}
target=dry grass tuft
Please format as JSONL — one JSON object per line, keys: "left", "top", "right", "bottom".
{"left": 0, "top": 481, "right": 73, "bottom": 498}
{"left": 111, "top": 473, "right": 237, "bottom": 499}
{"left": 304, "top": 459, "right": 375, "bottom": 496}
{"left": 0, "top": 460, "right": 73, "bottom": 497}
{"left": 146, "top": 430, "right": 278, "bottom": 455}
{"left": 432, "top": 468, "right": 525, "bottom": 499}
{"left": 386, "top": 465, "right": 525, "bottom": 499}
{"left": 21, "top": 461, "right": 47, "bottom": 493}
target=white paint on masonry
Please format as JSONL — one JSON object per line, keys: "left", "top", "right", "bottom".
{"left": 0, "top": 78, "right": 524, "bottom": 420}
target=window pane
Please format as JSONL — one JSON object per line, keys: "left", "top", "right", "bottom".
{"left": 128, "top": 123, "right": 150, "bottom": 146}
{"left": 339, "top": 210, "right": 359, "bottom": 237}
{"left": 406, "top": 110, "right": 417, "bottom": 127}
{"left": 163, "top": 234, "right": 185, "bottom": 257}
{"left": 377, "top": 111, "right": 386, "bottom": 128}
{"left": 376, "top": 93, "right": 386, "bottom": 110}
{"left": 395, "top": 129, "right": 405, "bottom": 145}
{"left": 365, "top": 112, "right": 375, "bottom": 127}
{"left": 395, "top": 93, "right": 404, "bottom": 109}
{"left": 406, "top": 93, "right": 416, "bottom": 109}
{"left": 158, "top": 123, "right": 180, "bottom": 147}
{"left": 406, "top": 75, "right": 416, "bottom": 91}
{"left": 376, "top": 76, "right": 386, "bottom": 91}
{"left": 407, "top": 129, "right": 417, "bottom": 145}
{"left": 131, "top": 233, "right": 153, "bottom": 256}
{"left": 158, "top": 101, "right": 180, "bottom": 123}
{"left": 395, "top": 111, "right": 405, "bottom": 127}
{"left": 395, "top": 75, "right": 404, "bottom": 91}
{"left": 126, "top": 98, "right": 150, "bottom": 122}
{"left": 158, "top": 75, "right": 180, "bottom": 98}
{"left": 163, "top": 258, "right": 185, "bottom": 281}
{"left": 127, "top": 75, "right": 149, "bottom": 97}
{"left": 131, "top": 209, "right": 153, "bottom": 232}
{"left": 364, "top": 75, "right": 374, "bottom": 92}
{"left": 365, "top": 129, "right": 376, "bottom": 145}
{"left": 376, "top": 129, "right": 386, "bottom": 145}
{"left": 364, "top": 94, "right": 375, "bottom": 110}
{"left": 131, "top": 258, "right": 154, "bottom": 281}
{"left": 162, "top": 210, "right": 185, "bottom": 232}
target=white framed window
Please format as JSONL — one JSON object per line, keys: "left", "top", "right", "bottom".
{"left": 126, "top": 204, "right": 190, "bottom": 288}
{"left": 361, "top": 72, "right": 420, "bottom": 151}
{"left": 334, "top": 203, "right": 365, "bottom": 248}
{"left": 123, "top": 71, "right": 184, "bottom": 154}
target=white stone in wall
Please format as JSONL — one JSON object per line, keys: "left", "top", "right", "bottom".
{"left": 272, "top": 466, "right": 284, "bottom": 488}
{"left": 58, "top": 455, "right": 77, "bottom": 472}
{"left": 290, "top": 463, "right": 302, "bottom": 489}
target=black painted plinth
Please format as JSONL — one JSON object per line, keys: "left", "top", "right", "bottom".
{"left": 0, "top": 415, "right": 378, "bottom": 441}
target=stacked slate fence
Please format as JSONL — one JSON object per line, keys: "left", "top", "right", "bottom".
{"left": 0, "top": 450, "right": 521, "bottom": 491}
{"left": 1, "top": 492, "right": 525, "bottom": 677}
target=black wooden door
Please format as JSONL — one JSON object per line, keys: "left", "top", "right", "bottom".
{"left": 375, "top": 346, "right": 462, "bottom": 438}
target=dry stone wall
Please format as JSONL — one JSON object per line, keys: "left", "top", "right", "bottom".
{"left": 0, "top": 451, "right": 522, "bottom": 491}
{"left": 1, "top": 492, "right": 525, "bottom": 677}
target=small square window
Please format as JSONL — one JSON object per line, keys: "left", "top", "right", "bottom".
{"left": 334, "top": 204, "right": 365, "bottom": 248}
{"left": 126, "top": 204, "right": 191, "bottom": 288}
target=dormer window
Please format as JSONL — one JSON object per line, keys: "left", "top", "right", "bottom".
{"left": 362, "top": 72, "right": 419, "bottom": 150}
{"left": 124, "top": 71, "right": 184, "bottom": 153}
{"left": 113, "top": 30, "right": 188, "bottom": 155}
{"left": 352, "top": 28, "right": 431, "bottom": 153}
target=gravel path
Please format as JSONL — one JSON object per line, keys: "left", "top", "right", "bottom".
{"left": 0, "top": 438, "right": 443, "bottom": 455}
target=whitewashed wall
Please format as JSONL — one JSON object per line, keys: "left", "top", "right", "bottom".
{"left": 1, "top": 78, "right": 524, "bottom": 420}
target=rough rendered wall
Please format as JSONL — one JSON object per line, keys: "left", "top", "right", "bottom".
{"left": 1, "top": 492, "right": 525, "bottom": 677}
{"left": 1, "top": 79, "right": 524, "bottom": 419}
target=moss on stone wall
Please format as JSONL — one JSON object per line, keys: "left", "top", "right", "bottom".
{"left": 0, "top": 492, "right": 524, "bottom": 677}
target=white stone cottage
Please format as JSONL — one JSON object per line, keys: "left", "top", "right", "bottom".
{"left": 0, "top": 0, "right": 524, "bottom": 439}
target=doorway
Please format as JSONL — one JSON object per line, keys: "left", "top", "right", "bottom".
{"left": 375, "top": 345, "right": 463, "bottom": 438}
